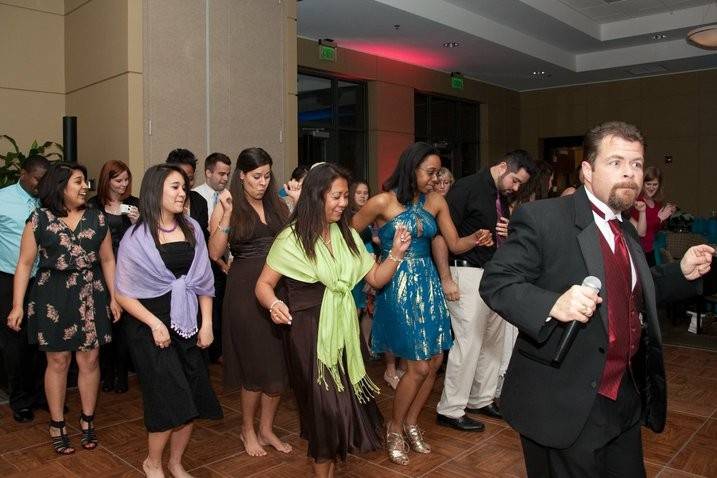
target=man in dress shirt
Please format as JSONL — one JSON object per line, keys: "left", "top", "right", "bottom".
{"left": 193, "top": 152, "right": 231, "bottom": 219}
{"left": 192, "top": 152, "right": 231, "bottom": 363}
{"left": 0, "top": 154, "right": 49, "bottom": 422}
{"left": 435, "top": 150, "right": 536, "bottom": 431}
{"left": 479, "top": 121, "right": 713, "bottom": 476}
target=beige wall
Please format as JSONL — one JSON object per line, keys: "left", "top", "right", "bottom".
{"left": 0, "top": 0, "right": 142, "bottom": 192}
{"left": 144, "top": 0, "right": 297, "bottom": 184}
{"left": 520, "top": 69, "right": 717, "bottom": 215}
{"left": 65, "top": 0, "right": 143, "bottom": 189}
{"left": 0, "top": 2, "right": 65, "bottom": 153}
{"left": 298, "top": 37, "right": 521, "bottom": 188}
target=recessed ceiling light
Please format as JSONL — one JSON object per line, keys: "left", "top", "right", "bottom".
{"left": 651, "top": 33, "right": 667, "bottom": 40}
{"left": 442, "top": 41, "right": 460, "bottom": 48}
{"left": 530, "top": 71, "right": 551, "bottom": 78}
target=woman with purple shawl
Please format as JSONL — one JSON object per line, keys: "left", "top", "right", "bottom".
{"left": 115, "top": 164, "right": 222, "bottom": 478}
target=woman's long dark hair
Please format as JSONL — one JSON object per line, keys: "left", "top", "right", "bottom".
{"left": 134, "top": 164, "right": 196, "bottom": 247}
{"left": 290, "top": 163, "right": 359, "bottom": 261}
{"left": 229, "top": 147, "right": 288, "bottom": 242}
{"left": 383, "top": 142, "right": 440, "bottom": 205}
{"left": 38, "top": 162, "right": 88, "bottom": 217}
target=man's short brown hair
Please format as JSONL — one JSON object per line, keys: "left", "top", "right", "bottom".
{"left": 583, "top": 121, "right": 645, "bottom": 167}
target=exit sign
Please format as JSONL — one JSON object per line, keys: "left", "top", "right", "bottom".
{"left": 319, "top": 45, "right": 336, "bottom": 62}
{"left": 451, "top": 75, "right": 464, "bottom": 90}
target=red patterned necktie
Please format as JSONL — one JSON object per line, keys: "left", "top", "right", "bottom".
{"left": 496, "top": 193, "right": 505, "bottom": 247}
{"left": 590, "top": 203, "right": 631, "bottom": 283}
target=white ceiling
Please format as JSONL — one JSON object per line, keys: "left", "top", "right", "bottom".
{"left": 297, "top": 0, "right": 717, "bottom": 91}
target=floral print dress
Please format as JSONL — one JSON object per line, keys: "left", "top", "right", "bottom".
{"left": 27, "top": 208, "right": 112, "bottom": 352}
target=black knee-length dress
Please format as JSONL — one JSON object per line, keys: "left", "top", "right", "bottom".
{"left": 125, "top": 241, "right": 223, "bottom": 432}
{"left": 284, "top": 277, "right": 383, "bottom": 462}
{"left": 222, "top": 221, "right": 288, "bottom": 393}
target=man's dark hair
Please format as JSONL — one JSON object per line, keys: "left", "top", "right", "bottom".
{"left": 583, "top": 121, "right": 645, "bottom": 167}
{"left": 166, "top": 148, "right": 197, "bottom": 171}
{"left": 23, "top": 154, "right": 50, "bottom": 173}
{"left": 204, "top": 152, "right": 231, "bottom": 172}
{"left": 290, "top": 166, "right": 309, "bottom": 182}
{"left": 502, "top": 149, "right": 538, "bottom": 177}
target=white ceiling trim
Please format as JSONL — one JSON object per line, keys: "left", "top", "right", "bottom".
{"left": 518, "top": 0, "right": 601, "bottom": 39}
{"left": 374, "top": 0, "right": 576, "bottom": 70}
{"left": 377, "top": 0, "right": 716, "bottom": 73}
{"left": 577, "top": 37, "right": 716, "bottom": 71}
{"left": 601, "top": 4, "right": 717, "bottom": 41}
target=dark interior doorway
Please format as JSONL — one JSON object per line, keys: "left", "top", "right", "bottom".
{"left": 542, "top": 136, "right": 584, "bottom": 196}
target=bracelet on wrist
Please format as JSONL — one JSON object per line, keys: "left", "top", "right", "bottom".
{"left": 151, "top": 322, "right": 162, "bottom": 332}
{"left": 387, "top": 251, "right": 403, "bottom": 263}
{"left": 269, "top": 299, "right": 284, "bottom": 311}
{"left": 216, "top": 225, "right": 231, "bottom": 234}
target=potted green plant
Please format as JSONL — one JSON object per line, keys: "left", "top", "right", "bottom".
{"left": 0, "top": 134, "right": 63, "bottom": 188}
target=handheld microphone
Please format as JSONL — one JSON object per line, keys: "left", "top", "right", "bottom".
{"left": 551, "top": 276, "right": 602, "bottom": 367}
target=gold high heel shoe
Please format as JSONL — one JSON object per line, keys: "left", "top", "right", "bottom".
{"left": 403, "top": 423, "right": 431, "bottom": 454}
{"left": 386, "top": 422, "right": 409, "bottom": 465}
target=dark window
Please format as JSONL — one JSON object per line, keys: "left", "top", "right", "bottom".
{"left": 414, "top": 93, "right": 480, "bottom": 178}
{"left": 298, "top": 72, "right": 367, "bottom": 181}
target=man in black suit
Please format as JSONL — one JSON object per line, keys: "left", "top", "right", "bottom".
{"left": 479, "top": 121, "right": 713, "bottom": 477}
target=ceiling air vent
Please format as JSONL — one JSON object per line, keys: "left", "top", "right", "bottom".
{"left": 627, "top": 64, "right": 668, "bottom": 76}
{"left": 602, "top": 0, "right": 625, "bottom": 4}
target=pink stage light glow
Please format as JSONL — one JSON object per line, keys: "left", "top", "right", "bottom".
{"left": 339, "top": 41, "right": 451, "bottom": 70}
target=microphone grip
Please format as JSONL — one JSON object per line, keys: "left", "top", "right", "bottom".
{"left": 551, "top": 320, "right": 580, "bottom": 367}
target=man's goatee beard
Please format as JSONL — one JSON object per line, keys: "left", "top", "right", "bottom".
{"left": 607, "top": 182, "right": 639, "bottom": 212}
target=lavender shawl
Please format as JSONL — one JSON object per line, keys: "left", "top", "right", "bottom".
{"left": 115, "top": 217, "right": 214, "bottom": 338}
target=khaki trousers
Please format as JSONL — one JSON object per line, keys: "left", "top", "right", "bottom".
{"left": 436, "top": 267, "right": 506, "bottom": 418}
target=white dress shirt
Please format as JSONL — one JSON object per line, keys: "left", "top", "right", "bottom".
{"left": 585, "top": 187, "right": 637, "bottom": 289}
{"left": 193, "top": 182, "right": 220, "bottom": 218}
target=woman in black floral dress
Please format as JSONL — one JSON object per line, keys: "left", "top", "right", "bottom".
{"left": 7, "top": 162, "right": 121, "bottom": 456}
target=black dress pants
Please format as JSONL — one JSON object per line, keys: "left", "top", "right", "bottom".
{"left": 521, "top": 374, "right": 646, "bottom": 478}
{"left": 0, "top": 271, "right": 44, "bottom": 412}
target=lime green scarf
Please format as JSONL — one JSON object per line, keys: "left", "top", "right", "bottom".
{"left": 267, "top": 223, "right": 379, "bottom": 402}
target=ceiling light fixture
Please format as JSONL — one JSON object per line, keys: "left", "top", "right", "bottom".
{"left": 687, "top": 24, "right": 717, "bottom": 50}
{"left": 651, "top": 33, "right": 667, "bottom": 40}
{"left": 530, "top": 71, "right": 551, "bottom": 78}
{"left": 442, "top": 41, "right": 460, "bottom": 48}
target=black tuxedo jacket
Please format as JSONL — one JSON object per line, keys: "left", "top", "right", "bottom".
{"left": 479, "top": 187, "right": 700, "bottom": 449}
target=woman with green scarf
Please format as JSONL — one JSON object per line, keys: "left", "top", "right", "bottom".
{"left": 256, "top": 163, "right": 410, "bottom": 478}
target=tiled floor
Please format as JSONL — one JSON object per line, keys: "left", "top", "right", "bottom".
{"left": 1, "top": 344, "right": 716, "bottom": 477}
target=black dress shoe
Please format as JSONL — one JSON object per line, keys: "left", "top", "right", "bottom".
{"left": 466, "top": 402, "right": 503, "bottom": 419}
{"left": 13, "top": 408, "right": 34, "bottom": 423}
{"left": 102, "top": 378, "right": 114, "bottom": 393}
{"left": 115, "top": 375, "right": 128, "bottom": 394}
{"left": 436, "top": 413, "right": 485, "bottom": 432}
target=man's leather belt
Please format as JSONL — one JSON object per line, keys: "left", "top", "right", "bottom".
{"left": 450, "top": 260, "right": 474, "bottom": 267}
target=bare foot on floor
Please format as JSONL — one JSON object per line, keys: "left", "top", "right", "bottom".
{"left": 240, "top": 430, "right": 267, "bottom": 457}
{"left": 167, "top": 460, "right": 194, "bottom": 478}
{"left": 258, "top": 430, "right": 292, "bottom": 454}
{"left": 142, "top": 458, "right": 165, "bottom": 478}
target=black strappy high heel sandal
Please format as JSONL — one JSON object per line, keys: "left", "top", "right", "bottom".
{"left": 49, "top": 419, "right": 75, "bottom": 455}
{"left": 79, "top": 412, "right": 98, "bottom": 450}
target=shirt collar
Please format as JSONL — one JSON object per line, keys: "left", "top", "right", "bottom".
{"left": 585, "top": 187, "right": 622, "bottom": 222}
{"left": 13, "top": 182, "right": 35, "bottom": 203}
